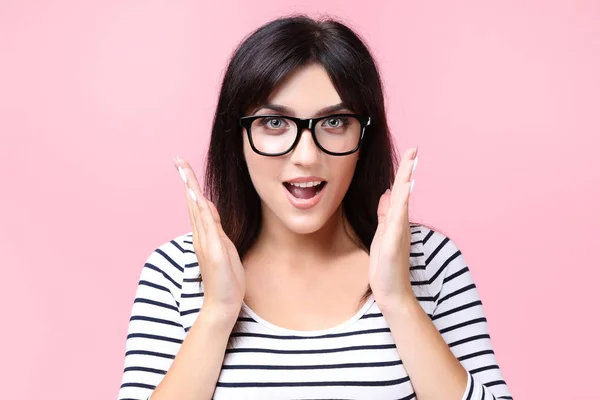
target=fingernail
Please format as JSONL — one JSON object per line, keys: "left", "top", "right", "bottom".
{"left": 412, "top": 156, "right": 418, "bottom": 174}
{"left": 385, "top": 188, "right": 391, "bottom": 194}
{"left": 410, "top": 179, "right": 415, "bottom": 194}
{"left": 178, "top": 166, "right": 188, "bottom": 184}
{"left": 188, "top": 187, "right": 197, "bottom": 202}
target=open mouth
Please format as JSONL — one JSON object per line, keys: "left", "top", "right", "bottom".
{"left": 283, "top": 181, "right": 327, "bottom": 199}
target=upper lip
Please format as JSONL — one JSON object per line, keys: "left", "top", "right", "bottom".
{"left": 284, "top": 176, "right": 326, "bottom": 183}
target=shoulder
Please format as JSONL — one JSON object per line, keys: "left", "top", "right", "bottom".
{"left": 413, "top": 223, "right": 464, "bottom": 265}
{"left": 138, "top": 231, "right": 196, "bottom": 300}
{"left": 409, "top": 223, "right": 468, "bottom": 295}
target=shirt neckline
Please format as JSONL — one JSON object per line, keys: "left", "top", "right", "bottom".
{"left": 240, "top": 294, "right": 376, "bottom": 337}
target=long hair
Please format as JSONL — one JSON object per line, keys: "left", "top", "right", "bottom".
{"left": 202, "top": 14, "right": 418, "bottom": 347}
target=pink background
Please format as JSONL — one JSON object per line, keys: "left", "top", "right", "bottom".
{"left": 1, "top": 1, "right": 598, "bottom": 399}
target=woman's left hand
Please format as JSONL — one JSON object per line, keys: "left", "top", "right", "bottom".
{"left": 369, "top": 147, "right": 419, "bottom": 312}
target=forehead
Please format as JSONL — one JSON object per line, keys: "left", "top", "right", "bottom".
{"left": 263, "top": 63, "right": 343, "bottom": 117}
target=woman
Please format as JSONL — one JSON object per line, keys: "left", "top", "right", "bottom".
{"left": 118, "top": 15, "right": 512, "bottom": 400}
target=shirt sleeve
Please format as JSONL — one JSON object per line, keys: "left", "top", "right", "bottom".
{"left": 422, "top": 227, "right": 513, "bottom": 400}
{"left": 117, "top": 245, "right": 186, "bottom": 400}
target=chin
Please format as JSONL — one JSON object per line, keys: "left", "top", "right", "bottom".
{"left": 278, "top": 214, "right": 330, "bottom": 235}
{"left": 257, "top": 181, "right": 345, "bottom": 236}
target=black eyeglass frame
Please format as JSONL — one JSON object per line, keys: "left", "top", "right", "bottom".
{"left": 239, "top": 113, "right": 372, "bottom": 156}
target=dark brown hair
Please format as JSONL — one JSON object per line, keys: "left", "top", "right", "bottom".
{"left": 201, "top": 14, "right": 425, "bottom": 348}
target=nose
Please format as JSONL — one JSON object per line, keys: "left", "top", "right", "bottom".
{"left": 289, "top": 127, "right": 320, "bottom": 165}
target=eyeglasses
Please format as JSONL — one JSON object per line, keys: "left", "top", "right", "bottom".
{"left": 239, "top": 113, "right": 371, "bottom": 156}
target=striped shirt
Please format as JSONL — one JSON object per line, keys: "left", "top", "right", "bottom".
{"left": 118, "top": 224, "right": 512, "bottom": 400}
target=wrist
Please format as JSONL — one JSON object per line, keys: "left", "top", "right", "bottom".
{"left": 377, "top": 291, "right": 420, "bottom": 317}
{"left": 198, "top": 304, "right": 240, "bottom": 331}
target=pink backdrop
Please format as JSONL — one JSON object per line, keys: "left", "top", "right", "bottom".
{"left": 1, "top": 1, "right": 598, "bottom": 399}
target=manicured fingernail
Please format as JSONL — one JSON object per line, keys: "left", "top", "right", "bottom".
{"left": 188, "top": 187, "right": 197, "bottom": 202}
{"left": 412, "top": 156, "right": 418, "bottom": 174}
{"left": 178, "top": 166, "right": 188, "bottom": 184}
{"left": 410, "top": 179, "right": 415, "bottom": 194}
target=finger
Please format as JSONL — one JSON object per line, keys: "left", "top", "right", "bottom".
{"left": 188, "top": 187, "right": 208, "bottom": 251}
{"left": 388, "top": 148, "right": 416, "bottom": 221}
{"left": 377, "top": 189, "right": 392, "bottom": 224}
{"left": 206, "top": 200, "right": 222, "bottom": 227}
{"left": 173, "top": 156, "right": 206, "bottom": 223}
{"left": 370, "top": 222, "right": 383, "bottom": 263}
{"left": 175, "top": 157, "right": 204, "bottom": 196}
{"left": 207, "top": 200, "right": 229, "bottom": 239}
{"left": 385, "top": 180, "right": 412, "bottom": 237}
{"left": 176, "top": 160, "right": 226, "bottom": 260}
{"left": 195, "top": 189, "right": 227, "bottom": 259}
{"left": 205, "top": 201, "right": 239, "bottom": 263}
{"left": 176, "top": 160, "right": 219, "bottom": 246}
{"left": 390, "top": 147, "right": 417, "bottom": 207}
{"left": 174, "top": 157, "right": 207, "bottom": 251}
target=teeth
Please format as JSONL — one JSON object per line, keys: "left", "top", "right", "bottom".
{"left": 289, "top": 181, "right": 323, "bottom": 188}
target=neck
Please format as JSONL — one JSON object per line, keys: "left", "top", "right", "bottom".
{"left": 247, "top": 205, "right": 361, "bottom": 268}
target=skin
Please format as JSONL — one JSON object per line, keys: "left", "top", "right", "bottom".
{"left": 241, "top": 63, "right": 371, "bottom": 330}
{"left": 162, "top": 63, "right": 469, "bottom": 399}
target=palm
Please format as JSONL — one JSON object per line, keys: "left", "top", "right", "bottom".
{"left": 369, "top": 214, "right": 411, "bottom": 301}
{"left": 368, "top": 148, "right": 418, "bottom": 305}
{"left": 221, "top": 236, "right": 246, "bottom": 305}
{"left": 194, "top": 205, "right": 246, "bottom": 312}
{"left": 175, "top": 156, "right": 246, "bottom": 314}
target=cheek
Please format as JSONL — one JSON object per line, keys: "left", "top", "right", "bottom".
{"left": 243, "top": 139, "right": 280, "bottom": 191}
{"left": 332, "top": 157, "right": 359, "bottom": 187}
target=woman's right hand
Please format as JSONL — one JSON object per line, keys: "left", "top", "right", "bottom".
{"left": 173, "top": 156, "right": 245, "bottom": 324}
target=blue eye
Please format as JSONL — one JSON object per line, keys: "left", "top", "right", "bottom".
{"left": 322, "top": 117, "right": 349, "bottom": 128}
{"left": 260, "top": 117, "right": 288, "bottom": 129}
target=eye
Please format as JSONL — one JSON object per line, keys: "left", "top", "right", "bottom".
{"left": 322, "top": 116, "right": 349, "bottom": 128}
{"left": 260, "top": 117, "right": 288, "bottom": 129}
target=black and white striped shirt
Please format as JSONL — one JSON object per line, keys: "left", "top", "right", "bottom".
{"left": 118, "top": 225, "right": 512, "bottom": 400}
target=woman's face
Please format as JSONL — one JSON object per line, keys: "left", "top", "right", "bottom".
{"left": 242, "top": 63, "right": 360, "bottom": 235}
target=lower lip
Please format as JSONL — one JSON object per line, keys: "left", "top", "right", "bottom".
{"left": 283, "top": 183, "right": 327, "bottom": 210}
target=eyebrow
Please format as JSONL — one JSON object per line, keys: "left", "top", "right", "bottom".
{"left": 252, "top": 102, "right": 351, "bottom": 117}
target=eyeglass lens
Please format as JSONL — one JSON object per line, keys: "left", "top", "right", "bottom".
{"left": 249, "top": 115, "right": 362, "bottom": 154}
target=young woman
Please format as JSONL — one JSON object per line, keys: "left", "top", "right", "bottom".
{"left": 118, "top": 15, "right": 512, "bottom": 400}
